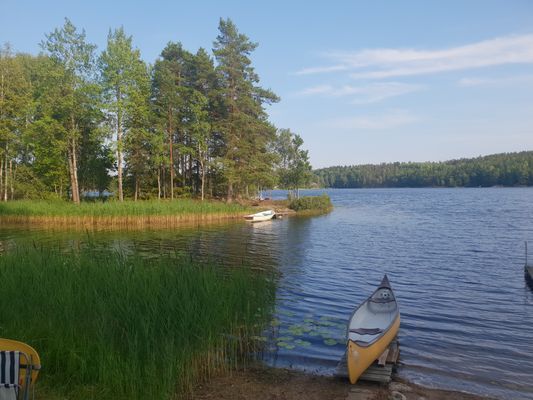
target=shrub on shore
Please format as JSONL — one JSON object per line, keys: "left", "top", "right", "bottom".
{"left": 288, "top": 194, "right": 332, "bottom": 212}
{"left": 0, "top": 247, "right": 274, "bottom": 399}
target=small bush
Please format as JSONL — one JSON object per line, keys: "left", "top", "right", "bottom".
{"left": 289, "top": 194, "right": 332, "bottom": 211}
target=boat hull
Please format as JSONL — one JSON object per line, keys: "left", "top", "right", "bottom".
{"left": 244, "top": 210, "right": 275, "bottom": 222}
{"left": 347, "top": 314, "right": 400, "bottom": 384}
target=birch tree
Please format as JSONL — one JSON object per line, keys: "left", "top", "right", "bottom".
{"left": 99, "top": 27, "right": 148, "bottom": 201}
{"left": 41, "top": 18, "right": 96, "bottom": 204}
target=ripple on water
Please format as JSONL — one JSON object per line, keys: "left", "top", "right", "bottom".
{"left": 1, "top": 188, "right": 533, "bottom": 399}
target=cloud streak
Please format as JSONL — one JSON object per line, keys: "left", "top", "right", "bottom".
{"left": 325, "top": 110, "right": 419, "bottom": 130}
{"left": 297, "top": 82, "right": 423, "bottom": 104}
{"left": 296, "top": 34, "right": 533, "bottom": 79}
{"left": 458, "top": 74, "right": 533, "bottom": 87}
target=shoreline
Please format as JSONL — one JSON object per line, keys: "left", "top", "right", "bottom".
{"left": 0, "top": 213, "right": 246, "bottom": 229}
{"left": 193, "top": 366, "right": 496, "bottom": 400}
{"left": 0, "top": 198, "right": 331, "bottom": 230}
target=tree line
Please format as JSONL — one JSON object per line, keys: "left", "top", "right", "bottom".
{"left": 0, "top": 18, "right": 311, "bottom": 203}
{"left": 315, "top": 151, "right": 533, "bottom": 188}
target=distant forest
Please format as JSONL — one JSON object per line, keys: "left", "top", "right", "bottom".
{"left": 314, "top": 151, "right": 533, "bottom": 188}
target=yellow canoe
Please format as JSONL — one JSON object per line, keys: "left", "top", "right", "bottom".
{"left": 346, "top": 275, "right": 400, "bottom": 384}
{"left": 0, "top": 338, "right": 41, "bottom": 388}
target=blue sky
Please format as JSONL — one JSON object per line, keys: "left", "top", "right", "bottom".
{"left": 1, "top": 0, "right": 533, "bottom": 168}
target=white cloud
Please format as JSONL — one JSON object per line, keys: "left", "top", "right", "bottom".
{"left": 298, "top": 84, "right": 334, "bottom": 95}
{"left": 458, "top": 74, "right": 533, "bottom": 87}
{"left": 296, "top": 34, "right": 533, "bottom": 79}
{"left": 296, "top": 82, "right": 423, "bottom": 104}
{"left": 326, "top": 110, "right": 419, "bottom": 130}
{"left": 296, "top": 65, "right": 349, "bottom": 75}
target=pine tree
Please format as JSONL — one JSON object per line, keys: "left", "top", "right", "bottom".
{"left": 212, "top": 18, "right": 279, "bottom": 201}
{"left": 151, "top": 42, "right": 190, "bottom": 199}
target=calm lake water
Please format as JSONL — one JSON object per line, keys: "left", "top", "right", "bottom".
{"left": 1, "top": 188, "right": 533, "bottom": 399}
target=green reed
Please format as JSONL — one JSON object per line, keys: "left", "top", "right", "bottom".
{"left": 0, "top": 247, "right": 274, "bottom": 399}
{"left": 0, "top": 199, "right": 251, "bottom": 217}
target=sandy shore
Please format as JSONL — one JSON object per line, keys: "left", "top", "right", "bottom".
{"left": 193, "top": 367, "right": 495, "bottom": 400}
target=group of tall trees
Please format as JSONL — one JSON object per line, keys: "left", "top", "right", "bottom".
{"left": 0, "top": 18, "right": 311, "bottom": 203}
{"left": 315, "top": 151, "right": 533, "bottom": 188}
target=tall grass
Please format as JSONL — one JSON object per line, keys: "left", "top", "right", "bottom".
{"left": 0, "top": 247, "right": 274, "bottom": 399}
{"left": 0, "top": 199, "right": 250, "bottom": 217}
{"left": 0, "top": 200, "right": 255, "bottom": 229}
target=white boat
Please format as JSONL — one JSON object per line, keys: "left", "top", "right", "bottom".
{"left": 244, "top": 210, "right": 275, "bottom": 222}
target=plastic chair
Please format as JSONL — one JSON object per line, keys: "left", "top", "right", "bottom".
{"left": 0, "top": 340, "right": 40, "bottom": 400}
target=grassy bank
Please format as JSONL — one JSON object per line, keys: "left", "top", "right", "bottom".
{"left": 288, "top": 194, "right": 333, "bottom": 212}
{"left": 0, "top": 199, "right": 253, "bottom": 228}
{"left": 0, "top": 247, "right": 274, "bottom": 399}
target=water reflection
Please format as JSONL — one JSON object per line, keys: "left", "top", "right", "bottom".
{"left": 2, "top": 188, "right": 533, "bottom": 400}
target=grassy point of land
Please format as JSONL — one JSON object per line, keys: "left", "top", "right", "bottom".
{"left": 243, "top": 194, "right": 333, "bottom": 216}
{"left": 0, "top": 195, "right": 332, "bottom": 229}
{"left": 0, "top": 247, "right": 274, "bottom": 399}
{"left": 0, "top": 199, "right": 256, "bottom": 229}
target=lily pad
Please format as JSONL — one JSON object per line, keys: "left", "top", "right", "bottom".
{"left": 323, "top": 338, "right": 338, "bottom": 346}
{"left": 276, "top": 336, "right": 294, "bottom": 342}
{"left": 294, "top": 339, "right": 311, "bottom": 347}
{"left": 317, "top": 320, "right": 337, "bottom": 327}
{"left": 288, "top": 325, "right": 305, "bottom": 336}
{"left": 278, "top": 342, "right": 295, "bottom": 350}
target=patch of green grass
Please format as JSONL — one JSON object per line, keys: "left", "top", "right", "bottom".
{"left": 0, "top": 247, "right": 274, "bottom": 399}
{"left": 288, "top": 194, "right": 332, "bottom": 212}
{"left": 0, "top": 199, "right": 250, "bottom": 217}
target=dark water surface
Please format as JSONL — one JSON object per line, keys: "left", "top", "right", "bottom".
{"left": 1, "top": 188, "right": 533, "bottom": 399}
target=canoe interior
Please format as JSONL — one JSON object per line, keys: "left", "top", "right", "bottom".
{"left": 348, "top": 284, "right": 399, "bottom": 347}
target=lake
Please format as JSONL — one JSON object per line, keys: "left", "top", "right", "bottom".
{"left": 1, "top": 188, "right": 533, "bottom": 399}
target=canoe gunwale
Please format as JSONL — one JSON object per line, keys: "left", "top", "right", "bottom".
{"left": 346, "top": 274, "right": 400, "bottom": 348}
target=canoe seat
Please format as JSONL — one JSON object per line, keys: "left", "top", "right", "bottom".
{"left": 370, "top": 297, "right": 395, "bottom": 303}
{"left": 349, "top": 328, "right": 383, "bottom": 335}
